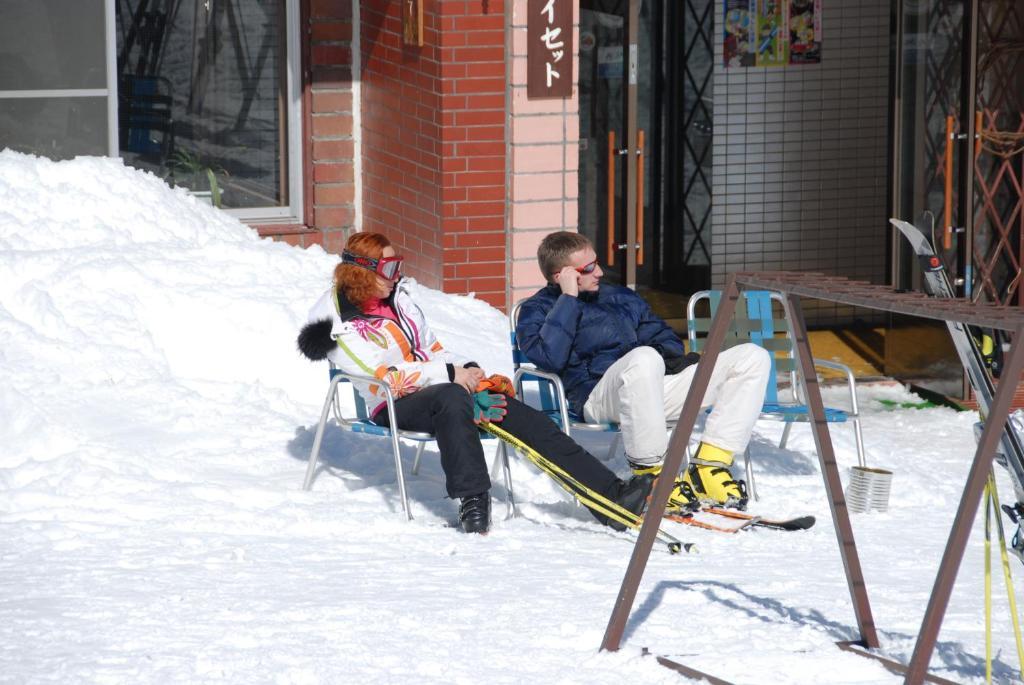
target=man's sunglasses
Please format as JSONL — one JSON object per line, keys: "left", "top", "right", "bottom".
{"left": 575, "top": 259, "right": 599, "bottom": 275}
{"left": 341, "top": 250, "right": 404, "bottom": 280}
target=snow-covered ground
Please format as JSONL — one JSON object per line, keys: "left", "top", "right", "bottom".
{"left": 1, "top": 150, "right": 1022, "bottom": 684}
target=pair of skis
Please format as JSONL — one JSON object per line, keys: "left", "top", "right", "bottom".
{"left": 481, "top": 422, "right": 813, "bottom": 549}
{"left": 891, "top": 218, "right": 1024, "bottom": 565}
{"left": 666, "top": 507, "right": 816, "bottom": 534}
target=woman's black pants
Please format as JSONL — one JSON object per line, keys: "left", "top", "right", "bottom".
{"left": 373, "top": 383, "right": 619, "bottom": 499}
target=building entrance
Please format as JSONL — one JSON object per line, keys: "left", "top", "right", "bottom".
{"left": 578, "top": 0, "right": 714, "bottom": 324}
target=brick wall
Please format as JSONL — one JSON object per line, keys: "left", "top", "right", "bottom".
{"left": 507, "top": 0, "right": 580, "bottom": 309}
{"left": 360, "top": 0, "right": 507, "bottom": 309}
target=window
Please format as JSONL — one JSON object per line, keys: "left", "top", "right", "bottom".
{"left": 115, "top": 0, "right": 302, "bottom": 220}
{"left": 0, "top": 0, "right": 302, "bottom": 222}
{"left": 0, "top": 0, "right": 116, "bottom": 159}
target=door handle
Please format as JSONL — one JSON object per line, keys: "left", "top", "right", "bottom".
{"left": 607, "top": 130, "right": 616, "bottom": 266}
{"left": 637, "top": 129, "right": 645, "bottom": 266}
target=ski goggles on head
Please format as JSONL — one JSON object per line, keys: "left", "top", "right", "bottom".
{"left": 574, "top": 259, "right": 600, "bottom": 275}
{"left": 341, "top": 250, "right": 404, "bottom": 280}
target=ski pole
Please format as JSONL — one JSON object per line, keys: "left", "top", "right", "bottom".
{"left": 987, "top": 471, "right": 1024, "bottom": 679}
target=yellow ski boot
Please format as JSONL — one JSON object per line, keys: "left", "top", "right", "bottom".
{"left": 683, "top": 443, "right": 748, "bottom": 510}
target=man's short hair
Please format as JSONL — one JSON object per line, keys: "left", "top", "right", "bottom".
{"left": 537, "top": 231, "right": 592, "bottom": 282}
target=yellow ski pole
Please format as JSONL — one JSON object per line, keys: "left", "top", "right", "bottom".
{"left": 481, "top": 422, "right": 694, "bottom": 554}
{"left": 988, "top": 470, "right": 1024, "bottom": 679}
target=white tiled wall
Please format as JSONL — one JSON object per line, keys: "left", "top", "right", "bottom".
{"left": 712, "top": 0, "right": 891, "bottom": 325}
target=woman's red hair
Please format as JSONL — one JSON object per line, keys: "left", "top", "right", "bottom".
{"left": 334, "top": 232, "right": 392, "bottom": 306}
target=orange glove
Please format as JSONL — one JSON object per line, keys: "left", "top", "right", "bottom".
{"left": 474, "top": 374, "right": 516, "bottom": 398}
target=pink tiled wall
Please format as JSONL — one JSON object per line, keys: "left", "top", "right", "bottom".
{"left": 507, "top": 0, "right": 580, "bottom": 309}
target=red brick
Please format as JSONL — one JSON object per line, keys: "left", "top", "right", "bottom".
{"left": 315, "top": 206, "right": 355, "bottom": 227}
{"left": 455, "top": 77, "right": 505, "bottom": 95}
{"left": 455, "top": 262, "right": 504, "bottom": 278}
{"left": 312, "top": 91, "right": 352, "bottom": 113}
{"left": 466, "top": 217, "right": 506, "bottom": 232}
{"left": 455, "top": 171, "right": 504, "bottom": 186}
{"left": 455, "top": 110, "right": 502, "bottom": 126}
{"left": 466, "top": 156, "right": 504, "bottom": 172}
{"left": 466, "top": 94, "right": 505, "bottom": 109}
{"left": 454, "top": 232, "right": 505, "bottom": 247}
{"left": 466, "top": 186, "right": 504, "bottom": 202}
{"left": 302, "top": 232, "right": 325, "bottom": 249}
{"left": 312, "top": 114, "right": 353, "bottom": 137}
{"left": 313, "top": 162, "right": 353, "bottom": 183}
{"left": 450, "top": 47, "right": 504, "bottom": 62}
{"left": 464, "top": 125, "right": 504, "bottom": 142}
{"left": 311, "top": 0, "right": 352, "bottom": 19}
{"left": 311, "top": 21, "right": 352, "bottom": 42}
{"left": 456, "top": 141, "right": 504, "bottom": 157}
{"left": 467, "top": 246, "right": 506, "bottom": 262}
{"left": 465, "top": 62, "right": 505, "bottom": 79}
{"left": 323, "top": 230, "right": 348, "bottom": 253}
{"left": 452, "top": 15, "right": 504, "bottom": 31}
{"left": 465, "top": 276, "right": 507, "bottom": 291}
{"left": 313, "top": 139, "right": 354, "bottom": 160}
{"left": 312, "top": 65, "right": 352, "bottom": 87}
{"left": 314, "top": 184, "right": 355, "bottom": 205}
{"left": 313, "top": 45, "right": 352, "bottom": 66}
{"left": 443, "top": 278, "right": 469, "bottom": 292}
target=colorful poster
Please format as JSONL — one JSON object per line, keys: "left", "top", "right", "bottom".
{"left": 723, "top": 0, "right": 821, "bottom": 68}
{"left": 755, "top": 0, "right": 787, "bottom": 67}
{"left": 723, "top": 0, "right": 755, "bottom": 68}
{"left": 788, "top": 0, "right": 822, "bottom": 65}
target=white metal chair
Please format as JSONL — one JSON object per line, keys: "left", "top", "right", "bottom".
{"left": 302, "top": 365, "right": 516, "bottom": 520}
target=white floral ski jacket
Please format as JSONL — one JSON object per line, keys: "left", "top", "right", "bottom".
{"left": 303, "top": 278, "right": 472, "bottom": 417}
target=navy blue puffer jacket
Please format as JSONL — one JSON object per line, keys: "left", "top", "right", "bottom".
{"left": 515, "top": 284, "right": 690, "bottom": 416}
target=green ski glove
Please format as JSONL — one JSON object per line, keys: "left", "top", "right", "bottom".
{"left": 472, "top": 391, "right": 508, "bottom": 424}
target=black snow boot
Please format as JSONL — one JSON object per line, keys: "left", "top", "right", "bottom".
{"left": 459, "top": 492, "right": 491, "bottom": 534}
{"left": 592, "top": 473, "right": 655, "bottom": 531}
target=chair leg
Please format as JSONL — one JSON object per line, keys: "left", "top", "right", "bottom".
{"left": 607, "top": 431, "right": 623, "bottom": 461}
{"left": 303, "top": 376, "right": 343, "bottom": 490}
{"left": 744, "top": 446, "right": 759, "bottom": 502}
{"left": 779, "top": 422, "right": 793, "bottom": 450}
{"left": 498, "top": 441, "right": 517, "bottom": 520}
{"left": 852, "top": 417, "right": 866, "bottom": 468}
{"left": 389, "top": 431, "right": 412, "bottom": 521}
{"left": 411, "top": 442, "right": 426, "bottom": 476}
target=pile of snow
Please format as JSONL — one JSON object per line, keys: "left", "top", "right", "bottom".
{"left": 1, "top": 151, "right": 1022, "bottom": 683}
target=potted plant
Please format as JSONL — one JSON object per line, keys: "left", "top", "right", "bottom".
{"left": 166, "top": 148, "right": 228, "bottom": 207}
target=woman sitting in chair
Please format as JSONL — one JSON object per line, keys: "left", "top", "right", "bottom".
{"left": 298, "top": 232, "right": 652, "bottom": 535}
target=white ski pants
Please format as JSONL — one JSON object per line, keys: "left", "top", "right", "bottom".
{"left": 582, "top": 344, "right": 772, "bottom": 465}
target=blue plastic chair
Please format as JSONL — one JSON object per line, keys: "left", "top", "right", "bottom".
{"left": 302, "top": 365, "right": 516, "bottom": 521}
{"left": 686, "top": 290, "right": 867, "bottom": 495}
{"left": 509, "top": 301, "right": 624, "bottom": 461}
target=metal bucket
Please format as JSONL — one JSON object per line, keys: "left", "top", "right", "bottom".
{"left": 846, "top": 466, "right": 893, "bottom": 513}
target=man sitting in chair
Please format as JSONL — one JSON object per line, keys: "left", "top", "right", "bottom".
{"left": 515, "top": 231, "right": 771, "bottom": 511}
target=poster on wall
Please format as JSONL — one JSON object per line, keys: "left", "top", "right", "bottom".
{"left": 723, "top": 0, "right": 821, "bottom": 68}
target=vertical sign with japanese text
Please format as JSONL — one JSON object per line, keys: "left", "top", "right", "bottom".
{"left": 527, "top": 0, "right": 574, "bottom": 98}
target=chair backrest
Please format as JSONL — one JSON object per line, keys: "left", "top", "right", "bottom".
{"left": 686, "top": 290, "right": 798, "bottom": 404}
{"left": 329, "top": 364, "right": 370, "bottom": 421}
{"left": 509, "top": 300, "right": 563, "bottom": 414}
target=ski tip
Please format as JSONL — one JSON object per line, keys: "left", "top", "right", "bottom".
{"left": 787, "top": 515, "right": 816, "bottom": 530}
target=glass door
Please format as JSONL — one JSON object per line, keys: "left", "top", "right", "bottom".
{"left": 579, "top": 0, "right": 711, "bottom": 321}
